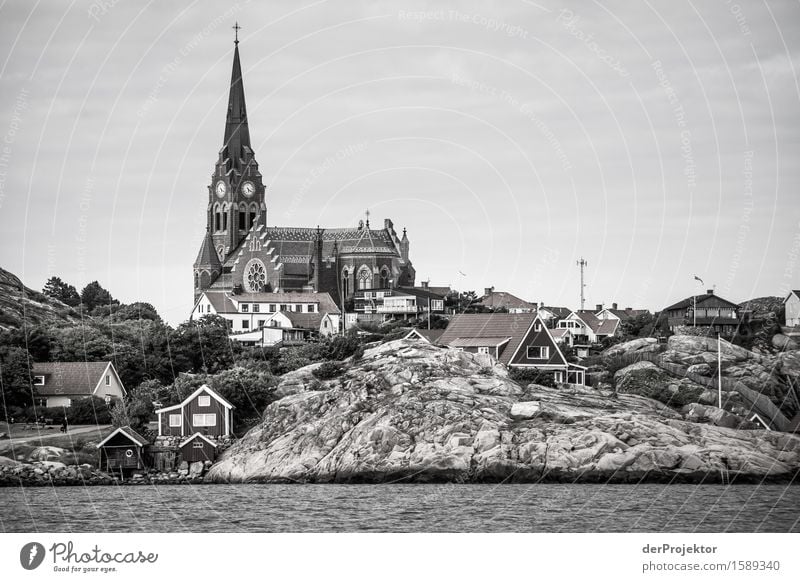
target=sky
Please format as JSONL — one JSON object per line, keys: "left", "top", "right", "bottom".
{"left": 0, "top": 0, "right": 798, "bottom": 325}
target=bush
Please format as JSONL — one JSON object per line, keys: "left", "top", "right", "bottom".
{"left": 509, "top": 368, "right": 557, "bottom": 388}
{"left": 66, "top": 396, "right": 113, "bottom": 424}
{"left": 312, "top": 361, "right": 345, "bottom": 380}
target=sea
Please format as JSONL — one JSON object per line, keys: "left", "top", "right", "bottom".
{"left": 1, "top": 484, "right": 798, "bottom": 533}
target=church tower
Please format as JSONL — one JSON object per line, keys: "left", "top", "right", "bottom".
{"left": 194, "top": 24, "right": 266, "bottom": 301}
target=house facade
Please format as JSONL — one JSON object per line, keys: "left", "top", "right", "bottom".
{"left": 96, "top": 426, "right": 149, "bottom": 474}
{"left": 155, "top": 385, "right": 234, "bottom": 439}
{"left": 439, "top": 313, "right": 586, "bottom": 385}
{"left": 785, "top": 290, "right": 800, "bottom": 327}
{"left": 663, "top": 289, "right": 741, "bottom": 335}
{"left": 353, "top": 287, "right": 446, "bottom": 321}
{"left": 557, "top": 311, "right": 618, "bottom": 344}
{"left": 537, "top": 305, "right": 571, "bottom": 328}
{"left": 31, "top": 362, "right": 126, "bottom": 408}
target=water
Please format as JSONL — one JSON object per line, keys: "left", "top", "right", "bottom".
{"left": 1, "top": 484, "right": 798, "bottom": 532}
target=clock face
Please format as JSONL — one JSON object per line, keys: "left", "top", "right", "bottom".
{"left": 215, "top": 181, "right": 226, "bottom": 197}
{"left": 242, "top": 181, "right": 255, "bottom": 198}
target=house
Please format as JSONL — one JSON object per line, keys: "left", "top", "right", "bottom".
{"left": 557, "top": 311, "right": 618, "bottom": 344}
{"left": 477, "top": 287, "right": 537, "bottom": 313}
{"left": 784, "top": 290, "right": 800, "bottom": 327}
{"left": 96, "top": 426, "right": 150, "bottom": 474}
{"left": 595, "top": 303, "right": 650, "bottom": 322}
{"left": 537, "top": 305, "right": 572, "bottom": 327}
{"left": 179, "top": 433, "right": 219, "bottom": 463}
{"left": 403, "top": 328, "right": 445, "bottom": 344}
{"left": 155, "top": 384, "right": 234, "bottom": 439}
{"left": 31, "top": 362, "right": 126, "bottom": 408}
{"left": 438, "top": 313, "right": 586, "bottom": 384}
{"left": 663, "top": 289, "right": 742, "bottom": 335}
{"left": 549, "top": 327, "right": 574, "bottom": 347}
{"left": 353, "top": 286, "right": 446, "bottom": 321}
{"left": 191, "top": 290, "right": 341, "bottom": 346}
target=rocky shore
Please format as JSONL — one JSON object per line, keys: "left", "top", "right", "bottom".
{"left": 207, "top": 339, "right": 800, "bottom": 484}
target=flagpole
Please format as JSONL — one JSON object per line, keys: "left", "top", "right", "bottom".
{"left": 717, "top": 332, "right": 722, "bottom": 408}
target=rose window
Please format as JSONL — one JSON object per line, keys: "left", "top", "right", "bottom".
{"left": 244, "top": 259, "right": 267, "bottom": 292}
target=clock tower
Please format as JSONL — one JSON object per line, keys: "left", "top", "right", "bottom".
{"left": 194, "top": 25, "right": 266, "bottom": 300}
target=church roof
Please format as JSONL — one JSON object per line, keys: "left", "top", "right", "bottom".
{"left": 195, "top": 229, "right": 222, "bottom": 270}
{"left": 221, "top": 42, "right": 251, "bottom": 171}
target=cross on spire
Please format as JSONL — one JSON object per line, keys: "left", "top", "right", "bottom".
{"left": 233, "top": 22, "right": 241, "bottom": 44}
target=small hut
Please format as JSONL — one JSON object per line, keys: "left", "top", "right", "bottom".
{"left": 96, "top": 426, "right": 150, "bottom": 475}
{"left": 179, "top": 432, "right": 218, "bottom": 464}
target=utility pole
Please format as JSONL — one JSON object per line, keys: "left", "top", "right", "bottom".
{"left": 576, "top": 257, "right": 588, "bottom": 310}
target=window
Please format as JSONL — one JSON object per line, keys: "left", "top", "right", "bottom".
{"left": 380, "top": 268, "right": 390, "bottom": 288}
{"left": 239, "top": 210, "right": 246, "bottom": 230}
{"left": 242, "top": 320, "right": 249, "bottom": 329}
{"left": 526, "top": 346, "right": 549, "bottom": 359}
{"left": 198, "top": 395, "right": 211, "bottom": 407}
{"left": 193, "top": 414, "right": 217, "bottom": 427}
{"left": 280, "top": 304, "right": 287, "bottom": 311}
{"left": 241, "top": 304, "right": 249, "bottom": 312}
{"left": 105, "top": 375, "right": 110, "bottom": 386}
{"left": 358, "top": 268, "right": 371, "bottom": 290}
{"left": 169, "top": 414, "right": 182, "bottom": 427}
{"left": 104, "top": 395, "right": 111, "bottom": 404}
{"left": 258, "top": 320, "right": 264, "bottom": 328}
{"left": 294, "top": 304, "right": 302, "bottom": 312}
{"left": 193, "top": 441, "right": 204, "bottom": 449}
{"left": 535, "top": 323, "right": 542, "bottom": 332}
{"left": 253, "top": 304, "right": 260, "bottom": 312}
{"left": 477, "top": 347, "right": 490, "bottom": 355}
{"left": 269, "top": 304, "right": 276, "bottom": 312}
{"left": 33, "top": 375, "right": 45, "bottom": 386}
{"left": 207, "top": 305, "right": 211, "bottom": 313}
{"left": 323, "top": 321, "right": 328, "bottom": 329}
{"left": 307, "top": 304, "right": 315, "bottom": 313}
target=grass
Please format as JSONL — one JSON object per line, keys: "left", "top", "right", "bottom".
{"left": 0, "top": 423, "right": 114, "bottom": 458}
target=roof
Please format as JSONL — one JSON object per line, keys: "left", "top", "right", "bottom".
{"left": 449, "top": 337, "right": 511, "bottom": 348}
{"left": 222, "top": 42, "right": 251, "bottom": 171}
{"left": 418, "top": 286, "right": 452, "bottom": 297}
{"left": 395, "top": 286, "right": 446, "bottom": 300}
{"left": 282, "top": 311, "right": 324, "bottom": 329}
{"left": 595, "top": 319, "right": 619, "bottom": 335}
{"left": 403, "top": 328, "right": 444, "bottom": 343}
{"left": 201, "top": 291, "right": 237, "bottom": 313}
{"left": 439, "top": 313, "right": 538, "bottom": 365}
{"left": 664, "top": 292, "right": 740, "bottom": 312}
{"left": 550, "top": 328, "right": 571, "bottom": 338}
{"left": 784, "top": 290, "right": 800, "bottom": 303}
{"left": 478, "top": 291, "right": 536, "bottom": 310}
{"left": 31, "top": 362, "right": 113, "bottom": 396}
{"left": 96, "top": 426, "right": 149, "bottom": 448}
{"left": 207, "top": 291, "right": 341, "bottom": 314}
{"left": 195, "top": 229, "right": 222, "bottom": 270}
{"left": 540, "top": 306, "right": 572, "bottom": 319}
{"left": 602, "top": 308, "right": 649, "bottom": 321}
{"left": 574, "top": 311, "right": 618, "bottom": 336}
{"left": 154, "top": 384, "right": 234, "bottom": 415}
{"left": 179, "top": 433, "right": 219, "bottom": 449}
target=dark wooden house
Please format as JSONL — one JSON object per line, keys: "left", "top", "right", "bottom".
{"left": 663, "top": 289, "right": 743, "bottom": 335}
{"left": 96, "top": 426, "right": 150, "bottom": 474}
{"left": 439, "top": 313, "right": 586, "bottom": 385}
{"left": 155, "top": 384, "right": 234, "bottom": 438}
{"left": 179, "top": 433, "right": 219, "bottom": 463}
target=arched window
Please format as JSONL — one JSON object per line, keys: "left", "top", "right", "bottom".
{"left": 341, "top": 269, "right": 350, "bottom": 298}
{"left": 249, "top": 203, "right": 258, "bottom": 229}
{"left": 194, "top": 272, "right": 199, "bottom": 288}
{"left": 380, "top": 268, "right": 390, "bottom": 288}
{"left": 358, "top": 267, "right": 371, "bottom": 290}
{"left": 244, "top": 259, "right": 267, "bottom": 292}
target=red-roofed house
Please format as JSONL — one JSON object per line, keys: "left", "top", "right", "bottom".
{"left": 31, "top": 362, "right": 126, "bottom": 409}
{"left": 439, "top": 313, "right": 586, "bottom": 384}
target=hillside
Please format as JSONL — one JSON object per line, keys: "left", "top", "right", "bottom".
{"left": 207, "top": 339, "right": 800, "bottom": 484}
{"left": 0, "top": 266, "right": 82, "bottom": 331}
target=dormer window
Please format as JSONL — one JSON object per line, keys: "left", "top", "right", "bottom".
{"left": 33, "top": 375, "right": 45, "bottom": 386}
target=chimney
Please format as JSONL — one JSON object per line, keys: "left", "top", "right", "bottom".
{"left": 539, "top": 302, "right": 544, "bottom": 309}
{"left": 612, "top": 302, "right": 618, "bottom": 310}
{"left": 707, "top": 289, "right": 714, "bottom": 295}
{"left": 422, "top": 280, "right": 429, "bottom": 289}
{"left": 484, "top": 287, "right": 494, "bottom": 296}
{"left": 596, "top": 303, "right": 602, "bottom": 312}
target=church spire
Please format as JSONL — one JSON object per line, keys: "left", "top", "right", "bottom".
{"left": 222, "top": 24, "right": 251, "bottom": 168}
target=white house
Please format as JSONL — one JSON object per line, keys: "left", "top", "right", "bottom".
{"left": 557, "top": 311, "right": 618, "bottom": 344}
{"left": 191, "top": 290, "right": 341, "bottom": 346}
{"left": 785, "top": 290, "right": 800, "bottom": 327}
{"left": 31, "top": 362, "right": 126, "bottom": 408}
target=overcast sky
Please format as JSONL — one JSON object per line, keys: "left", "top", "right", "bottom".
{"left": 1, "top": 0, "right": 798, "bottom": 324}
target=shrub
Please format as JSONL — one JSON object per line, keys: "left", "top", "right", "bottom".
{"left": 312, "top": 361, "right": 345, "bottom": 380}
{"left": 66, "top": 396, "right": 113, "bottom": 424}
{"left": 509, "top": 368, "right": 556, "bottom": 388}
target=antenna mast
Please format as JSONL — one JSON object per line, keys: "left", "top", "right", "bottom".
{"left": 576, "top": 257, "right": 588, "bottom": 310}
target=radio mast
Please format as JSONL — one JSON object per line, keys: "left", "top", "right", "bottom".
{"left": 576, "top": 257, "right": 588, "bottom": 310}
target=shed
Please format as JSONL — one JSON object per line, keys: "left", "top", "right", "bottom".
{"left": 96, "top": 426, "right": 150, "bottom": 474}
{"left": 179, "top": 433, "right": 219, "bottom": 463}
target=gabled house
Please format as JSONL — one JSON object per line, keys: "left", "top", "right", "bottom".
{"left": 663, "top": 289, "right": 741, "bottom": 335}
{"left": 549, "top": 327, "right": 574, "bottom": 347}
{"left": 557, "top": 311, "right": 618, "bottom": 344}
{"left": 96, "top": 426, "right": 150, "bottom": 474}
{"left": 155, "top": 385, "right": 234, "bottom": 439}
{"left": 439, "top": 313, "right": 586, "bottom": 385}
{"left": 595, "top": 303, "right": 650, "bottom": 322}
{"left": 477, "top": 288, "right": 537, "bottom": 313}
{"left": 784, "top": 290, "right": 800, "bottom": 327}
{"left": 31, "top": 362, "right": 126, "bottom": 408}
{"left": 353, "top": 286, "right": 446, "bottom": 321}
{"left": 403, "top": 328, "right": 444, "bottom": 344}
{"left": 179, "top": 433, "right": 219, "bottom": 463}
{"left": 537, "top": 305, "right": 572, "bottom": 327}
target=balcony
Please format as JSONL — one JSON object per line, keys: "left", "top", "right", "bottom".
{"left": 376, "top": 305, "right": 417, "bottom": 313}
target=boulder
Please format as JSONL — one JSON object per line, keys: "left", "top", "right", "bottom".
{"left": 189, "top": 461, "right": 205, "bottom": 478}
{"left": 602, "top": 338, "right": 659, "bottom": 358}
{"left": 27, "top": 446, "right": 67, "bottom": 462}
{"left": 510, "top": 402, "right": 540, "bottom": 420}
{"left": 772, "top": 334, "right": 799, "bottom": 351}
{"left": 687, "top": 363, "right": 712, "bottom": 376}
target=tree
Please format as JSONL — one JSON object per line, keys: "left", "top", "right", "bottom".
{"left": 0, "top": 346, "right": 34, "bottom": 414}
{"left": 170, "top": 315, "right": 240, "bottom": 374}
{"left": 80, "top": 281, "right": 117, "bottom": 312}
{"left": 43, "top": 276, "right": 81, "bottom": 307}
{"left": 208, "top": 366, "right": 277, "bottom": 427}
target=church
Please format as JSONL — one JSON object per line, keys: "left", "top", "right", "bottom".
{"left": 193, "top": 30, "right": 415, "bottom": 311}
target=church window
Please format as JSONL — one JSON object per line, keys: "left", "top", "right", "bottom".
{"left": 358, "top": 268, "right": 371, "bottom": 290}
{"left": 194, "top": 272, "right": 199, "bottom": 288}
{"left": 341, "top": 270, "right": 350, "bottom": 298}
{"left": 222, "top": 213, "right": 228, "bottom": 231}
{"left": 249, "top": 211, "right": 256, "bottom": 228}
{"left": 243, "top": 258, "right": 268, "bottom": 292}
{"left": 239, "top": 210, "right": 246, "bottom": 230}
{"left": 380, "top": 268, "right": 390, "bottom": 288}
{"left": 214, "top": 212, "right": 220, "bottom": 231}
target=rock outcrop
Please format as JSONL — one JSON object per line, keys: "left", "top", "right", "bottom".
{"left": 207, "top": 340, "right": 800, "bottom": 484}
